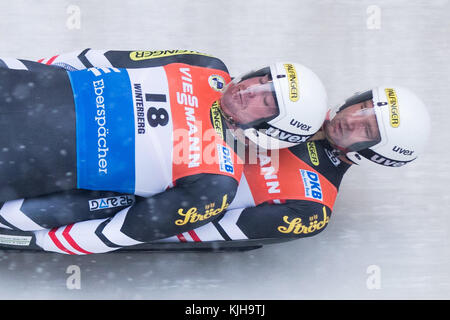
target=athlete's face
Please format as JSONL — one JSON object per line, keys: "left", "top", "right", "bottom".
{"left": 323, "top": 99, "right": 381, "bottom": 151}
{"left": 219, "top": 74, "right": 278, "bottom": 126}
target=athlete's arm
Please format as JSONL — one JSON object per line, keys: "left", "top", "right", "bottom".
{"left": 153, "top": 200, "right": 333, "bottom": 243}
{"left": 34, "top": 173, "right": 238, "bottom": 254}
{"left": 32, "top": 48, "right": 228, "bottom": 72}
{"left": 162, "top": 200, "right": 334, "bottom": 243}
{"left": 231, "top": 200, "right": 332, "bottom": 240}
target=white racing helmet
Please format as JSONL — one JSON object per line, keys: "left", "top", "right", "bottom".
{"left": 327, "top": 86, "right": 431, "bottom": 167}
{"left": 219, "top": 62, "right": 328, "bottom": 149}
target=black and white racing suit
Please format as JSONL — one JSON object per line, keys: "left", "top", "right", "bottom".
{"left": 0, "top": 49, "right": 351, "bottom": 254}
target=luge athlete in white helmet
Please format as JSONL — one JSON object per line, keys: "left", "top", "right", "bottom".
{"left": 0, "top": 49, "right": 328, "bottom": 252}
{"left": 219, "top": 63, "right": 328, "bottom": 150}
{"left": 319, "top": 86, "right": 430, "bottom": 167}
{"left": 0, "top": 58, "right": 431, "bottom": 254}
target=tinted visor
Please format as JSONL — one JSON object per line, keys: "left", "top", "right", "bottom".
{"left": 219, "top": 67, "right": 280, "bottom": 130}
{"left": 325, "top": 100, "right": 381, "bottom": 153}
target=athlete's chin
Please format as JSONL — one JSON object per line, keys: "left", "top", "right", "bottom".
{"left": 323, "top": 121, "right": 339, "bottom": 146}
{"left": 219, "top": 93, "right": 227, "bottom": 106}
{"left": 220, "top": 92, "right": 233, "bottom": 112}
{"left": 221, "top": 86, "right": 244, "bottom": 114}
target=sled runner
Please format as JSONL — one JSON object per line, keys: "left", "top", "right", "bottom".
{"left": 0, "top": 227, "right": 293, "bottom": 253}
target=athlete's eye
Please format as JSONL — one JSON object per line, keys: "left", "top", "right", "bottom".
{"left": 365, "top": 125, "right": 371, "bottom": 139}
{"left": 264, "top": 95, "right": 273, "bottom": 107}
{"left": 259, "top": 75, "right": 270, "bottom": 85}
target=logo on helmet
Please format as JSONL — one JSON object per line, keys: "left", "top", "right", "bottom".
{"left": 358, "top": 149, "right": 415, "bottom": 167}
{"left": 264, "top": 125, "right": 309, "bottom": 144}
{"left": 385, "top": 88, "right": 400, "bottom": 128}
{"left": 283, "top": 64, "right": 299, "bottom": 102}
{"left": 392, "top": 146, "right": 414, "bottom": 156}
{"left": 289, "top": 119, "right": 312, "bottom": 131}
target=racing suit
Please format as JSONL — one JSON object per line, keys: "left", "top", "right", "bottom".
{"left": 0, "top": 109, "right": 350, "bottom": 253}
{"left": 0, "top": 49, "right": 243, "bottom": 246}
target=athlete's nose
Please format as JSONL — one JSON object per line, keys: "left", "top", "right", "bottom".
{"left": 241, "top": 83, "right": 257, "bottom": 99}
{"left": 345, "top": 113, "right": 364, "bottom": 133}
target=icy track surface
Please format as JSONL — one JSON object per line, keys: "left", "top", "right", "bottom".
{"left": 0, "top": 0, "right": 449, "bottom": 299}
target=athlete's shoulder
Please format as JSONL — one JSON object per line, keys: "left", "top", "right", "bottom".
{"left": 288, "top": 139, "right": 351, "bottom": 189}
{"left": 102, "top": 49, "right": 229, "bottom": 72}
{"left": 34, "top": 49, "right": 229, "bottom": 74}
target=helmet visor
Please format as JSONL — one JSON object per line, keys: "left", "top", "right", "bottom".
{"left": 219, "top": 67, "right": 280, "bottom": 130}
{"left": 324, "top": 99, "right": 382, "bottom": 153}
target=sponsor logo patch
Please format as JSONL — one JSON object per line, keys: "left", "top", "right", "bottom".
{"left": 68, "top": 67, "right": 136, "bottom": 193}
{"left": 177, "top": 67, "right": 201, "bottom": 169}
{"left": 88, "top": 195, "right": 135, "bottom": 211}
{"left": 129, "top": 50, "right": 210, "bottom": 61}
{"left": 325, "top": 148, "right": 341, "bottom": 166}
{"left": 217, "top": 144, "right": 234, "bottom": 174}
{"left": 211, "top": 102, "right": 224, "bottom": 139}
{"left": 208, "top": 74, "right": 226, "bottom": 92}
{"left": 277, "top": 206, "right": 330, "bottom": 235}
{"left": 175, "top": 194, "right": 230, "bottom": 226}
{"left": 307, "top": 142, "right": 319, "bottom": 166}
{"left": 300, "top": 169, "right": 323, "bottom": 201}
